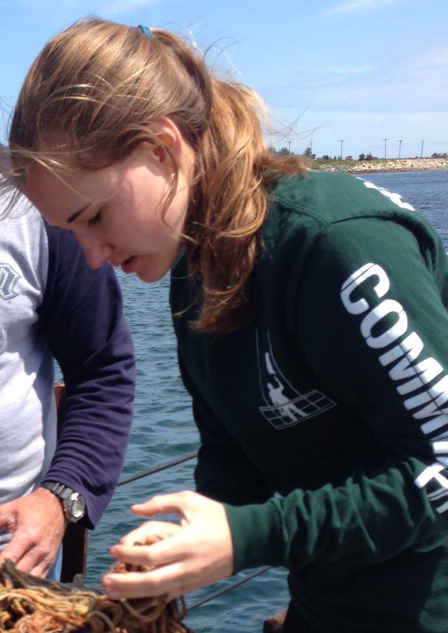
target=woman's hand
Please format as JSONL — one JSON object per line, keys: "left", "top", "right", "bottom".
{"left": 102, "top": 491, "right": 234, "bottom": 601}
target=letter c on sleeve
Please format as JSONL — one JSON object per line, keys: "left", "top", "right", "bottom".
{"left": 340, "top": 263, "right": 390, "bottom": 315}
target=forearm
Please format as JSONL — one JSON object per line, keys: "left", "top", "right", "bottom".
{"left": 225, "top": 454, "right": 441, "bottom": 574}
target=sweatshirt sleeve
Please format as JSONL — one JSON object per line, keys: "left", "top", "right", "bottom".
{"left": 38, "top": 224, "right": 135, "bottom": 529}
{"left": 225, "top": 216, "right": 448, "bottom": 573}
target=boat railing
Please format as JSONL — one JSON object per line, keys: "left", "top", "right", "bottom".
{"left": 116, "top": 451, "right": 199, "bottom": 487}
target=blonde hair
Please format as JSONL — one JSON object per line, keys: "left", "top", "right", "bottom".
{"left": 7, "top": 17, "right": 306, "bottom": 333}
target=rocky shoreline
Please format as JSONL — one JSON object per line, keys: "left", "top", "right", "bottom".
{"left": 316, "top": 157, "right": 448, "bottom": 174}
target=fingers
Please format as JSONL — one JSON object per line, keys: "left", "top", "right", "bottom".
{"left": 103, "top": 564, "right": 184, "bottom": 601}
{"left": 118, "top": 521, "right": 182, "bottom": 547}
{"left": 111, "top": 529, "right": 189, "bottom": 572}
{"left": 103, "top": 547, "right": 231, "bottom": 602}
{"left": 0, "top": 534, "right": 31, "bottom": 569}
{"left": 103, "top": 491, "right": 234, "bottom": 602}
{"left": 24, "top": 557, "right": 53, "bottom": 579}
{"left": 0, "top": 539, "right": 53, "bottom": 578}
{"left": 103, "top": 561, "right": 213, "bottom": 602}
{"left": 130, "top": 490, "right": 199, "bottom": 519}
{"left": 0, "top": 492, "right": 64, "bottom": 579}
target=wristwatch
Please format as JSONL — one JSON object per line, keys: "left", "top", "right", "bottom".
{"left": 40, "top": 481, "right": 86, "bottom": 523}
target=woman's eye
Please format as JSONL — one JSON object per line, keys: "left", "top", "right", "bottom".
{"left": 88, "top": 211, "right": 101, "bottom": 226}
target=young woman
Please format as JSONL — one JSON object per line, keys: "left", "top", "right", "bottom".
{"left": 4, "top": 17, "right": 448, "bottom": 633}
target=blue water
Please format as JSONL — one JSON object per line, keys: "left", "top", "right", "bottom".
{"left": 85, "top": 170, "right": 448, "bottom": 632}
{"left": 362, "top": 170, "right": 448, "bottom": 246}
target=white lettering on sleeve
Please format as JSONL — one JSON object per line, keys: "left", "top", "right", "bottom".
{"left": 340, "top": 261, "right": 448, "bottom": 514}
{"left": 379, "top": 332, "right": 424, "bottom": 367}
{"left": 340, "top": 263, "right": 390, "bottom": 315}
{"left": 360, "top": 299, "right": 408, "bottom": 349}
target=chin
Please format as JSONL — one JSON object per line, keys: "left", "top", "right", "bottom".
{"left": 135, "top": 255, "right": 175, "bottom": 284}
{"left": 136, "top": 269, "right": 167, "bottom": 284}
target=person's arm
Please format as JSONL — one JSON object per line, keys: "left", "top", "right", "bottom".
{"left": 0, "top": 223, "right": 135, "bottom": 577}
{"left": 40, "top": 224, "right": 135, "bottom": 528}
{"left": 226, "top": 216, "right": 448, "bottom": 573}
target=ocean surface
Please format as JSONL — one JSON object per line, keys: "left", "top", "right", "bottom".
{"left": 84, "top": 170, "right": 448, "bottom": 633}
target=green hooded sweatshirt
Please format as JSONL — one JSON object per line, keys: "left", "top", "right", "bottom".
{"left": 170, "top": 172, "right": 448, "bottom": 633}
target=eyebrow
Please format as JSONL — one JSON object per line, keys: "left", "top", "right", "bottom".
{"left": 67, "top": 204, "right": 90, "bottom": 224}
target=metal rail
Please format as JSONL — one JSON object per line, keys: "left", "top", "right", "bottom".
{"left": 187, "top": 567, "right": 271, "bottom": 612}
{"left": 117, "top": 450, "right": 199, "bottom": 486}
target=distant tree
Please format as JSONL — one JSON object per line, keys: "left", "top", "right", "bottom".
{"left": 277, "top": 147, "right": 291, "bottom": 156}
{"left": 345, "top": 156, "right": 353, "bottom": 161}
{"left": 321, "top": 155, "right": 331, "bottom": 161}
{"left": 358, "top": 153, "right": 366, "bottom": 161}
{"left": 431, "top": 152, "right": 447, "bottom": 158}
{"left": 303, "top": 147, "right": 316, "bottom": 160}
{"left": 366, "top": 152, "right": 374, "bottom": 161}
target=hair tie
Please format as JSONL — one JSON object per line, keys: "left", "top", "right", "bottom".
{"left": 138, "top": 25, "right": 152, "bottom": 39}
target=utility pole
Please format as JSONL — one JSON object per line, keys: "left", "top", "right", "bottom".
{"left": 339, "top": 140, "right": 344, "bottom": 160}
{"left": 420, "top": 140, "right": 424, "bottom": 158}
{"left": 287, "top": 140, "right": 291, "bottom": 153}
{"left": 398, "top": 140, "right": 403, "bottom": 159}
{"left": 383, "top": 138, "right": 389, "bottom": 159}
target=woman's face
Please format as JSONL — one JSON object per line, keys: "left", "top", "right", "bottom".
{"left": 25, "top": 140, "right": 190, "bottom": 283}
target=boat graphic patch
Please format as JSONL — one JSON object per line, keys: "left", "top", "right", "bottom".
{"left": 256, "top": 331, "right": 336, "bottom": 430}
{"left": 0, "top": 264, "right": 20, "bottom": 300}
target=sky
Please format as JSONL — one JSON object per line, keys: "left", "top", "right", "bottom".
{"left": 0, "top": 0, "right": 447, "bottom": 159}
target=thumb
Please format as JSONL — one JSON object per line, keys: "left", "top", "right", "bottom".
{"left": 131, "top": 491, "right": 195, "bottom": 519}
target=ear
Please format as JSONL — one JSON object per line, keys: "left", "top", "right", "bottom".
{"left": 152, "top": 117, "right": 184, "bottom": 168}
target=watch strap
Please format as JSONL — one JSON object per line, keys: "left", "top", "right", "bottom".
{"left": 41, "top": 481, "right": 74, "bottom": 501}
{"left": 40, "top": 481, "right": 86, "bottom": 522}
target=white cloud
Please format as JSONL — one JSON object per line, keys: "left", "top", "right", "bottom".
{"left": 328, "top": 0, "right": 403, "bottom": 14}
{"left": 257, "top": 30, "right": 448, "bottom": 117}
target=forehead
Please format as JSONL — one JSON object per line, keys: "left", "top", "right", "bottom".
{"left": 25, "top": 164, "right": 113, "bottom": 226}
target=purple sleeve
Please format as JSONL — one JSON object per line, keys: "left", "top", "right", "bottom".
{"left": 38, "top": 224, "right": 135, "bottom": 528}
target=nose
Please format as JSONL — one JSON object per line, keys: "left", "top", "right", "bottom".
{"left": 76, "top": 233, "right": 113, "bottom": 269}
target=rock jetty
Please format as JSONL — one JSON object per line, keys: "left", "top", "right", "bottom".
{"left": 317, "top": 158, "right": 448, "bottom": 174}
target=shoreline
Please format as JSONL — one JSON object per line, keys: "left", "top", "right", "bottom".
{"left": 315, "top": 157, "right": 448, "bottom": 174}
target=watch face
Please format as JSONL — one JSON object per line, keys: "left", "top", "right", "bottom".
{"left": 69, "top": 494, "right": 86, "bottom": 521}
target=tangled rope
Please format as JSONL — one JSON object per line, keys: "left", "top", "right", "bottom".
{"left": 0, "top": 559, "right": 188, "bottom": 633}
